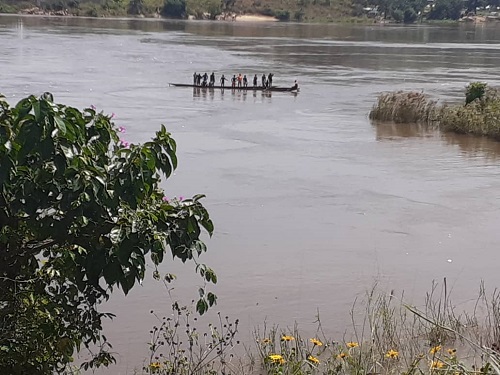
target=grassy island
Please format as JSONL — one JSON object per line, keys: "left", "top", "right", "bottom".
{"left": 370, "top": 83, "right": 500, "bottom": 141}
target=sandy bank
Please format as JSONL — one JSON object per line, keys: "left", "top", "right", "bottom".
{"left": 235, "top": 14, "right": 278, "bottom": 22}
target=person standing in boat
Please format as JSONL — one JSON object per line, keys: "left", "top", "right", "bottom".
{"left": 193, "top": 72, "right": 197, "bottom": 86}
{"left": 267, "top": 73, "right": 274, "bottom": 88}
{"left": 253, "top": 74, "right": 258, "bottom": 88}
{"left": 197, "top": 73, "right": 202, "bottom": 86}
{"left": 202, "top": 73, "right": 208, "bottom": 87}
{"left": 243, "top": 75, "right": 248, "bottom": 88}
{"left": 261, "top": 74, "right": 266, "bottom": 88}
{"left": 231, "top": 75, "right": 237, "bottom": 88}
{"left": 237, "top": 74, "right": 242, "bottom": 88}
{"left": 209, "top": 72, "right": 215, "bottom": 87}
{"left": 220, "top": 74, "right": 228, "bottom": 88}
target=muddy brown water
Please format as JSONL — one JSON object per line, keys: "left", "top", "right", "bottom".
{"left": 2, "top": 15, "right": 500, "bottom": 373}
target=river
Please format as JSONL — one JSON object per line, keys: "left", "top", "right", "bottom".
{"left": 1, "top": 14, "right": 500, "bottom": 373}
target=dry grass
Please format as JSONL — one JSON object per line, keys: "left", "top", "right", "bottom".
{"left": 369, "top": 91, "right": 440, "bottom": 124}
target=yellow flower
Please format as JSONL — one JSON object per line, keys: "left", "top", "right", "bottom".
{"left": 430, "top": 345, "right": 442, "bottom": 354}
{"left": 310, "top": 338, "right": 323, "bottom": 346}
{"left": 307, "top": 355, "right": 320, "bottom": 364}
{"left": 430, "top": 360, "right": 445, "bottom": 369}
{"left": 447, "top": 348, "right": 457, "bottom": 356}
{"left": 269, "top": 354, "right": 285, "bottom": 364}
{"left": 346, "top": 341, "right": 359, "bottom": 348}
{"left": 281, "top": 335, "right": 295, "bottom": 342}
{"left": 337, "top": 352, "right": 348, "bottom": 359}
{"left": 149, "top": 362, "right": 162, "bottom": 369}
{"left": 385, "top": 349, "right": 399, "bottom": 359}
{"left": 262, "top": 338, "right": 272, "bottom": 345}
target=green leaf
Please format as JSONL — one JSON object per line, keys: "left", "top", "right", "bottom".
{"left": 33, "top": 101, "right": 41, "bottom": 121}
{"left": 54, "top": 115, "right": 67, "bottom": 135}
{"left": 207, "top": 292, "right": 217, "bottom": 307}
{"left": 196, "top": 298, "right": 208, "bottom": 315}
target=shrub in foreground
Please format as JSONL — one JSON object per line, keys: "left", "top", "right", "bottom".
{"left": 0, "top": 93, "right": 216, "bottom": 373}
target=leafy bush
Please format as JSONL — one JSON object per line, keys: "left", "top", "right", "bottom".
{"left": 427, "top": 0, "right": 463, "bottom": 20}
{"left": 273, "top": 9, "right": 290, "bottom": 20}
{"left": 185, "top": 0, "right": 213, "bottom": 18}
{"left": 0, "top": 2, "right": 16, "bottom": 12}
{"left": 390, "top": 8, "right": 404, "bottom": 22}
{"left": 465, "top": 81, "right": 487, "bottom": 105}
{"left": 403, "top": 7, "right": 417, "bottom": 22}
{"left": 0, "top": 93, "right": 215, "bottom": 373}
{"left": 294, "top": 8, "right": 305, "bottom": 20}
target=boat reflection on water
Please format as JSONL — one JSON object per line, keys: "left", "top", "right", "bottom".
{"left": 191, "top": 86, "right": 283, "bottom": 101}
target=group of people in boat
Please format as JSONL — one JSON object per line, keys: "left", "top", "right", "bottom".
{"left": 192, "top": 72, "right": 298, "bottom": 90}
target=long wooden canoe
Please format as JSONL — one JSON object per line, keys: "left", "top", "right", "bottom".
{"left": 169, "top": 83, "right": 300, "bottom": 92}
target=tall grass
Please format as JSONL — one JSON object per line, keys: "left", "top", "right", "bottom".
{"left": 369, "top": 91, "right": 440, "bottom": 124}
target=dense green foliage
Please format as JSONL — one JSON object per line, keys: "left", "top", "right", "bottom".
{"left": 427, "top": 0, "right": 464, "bottom": 20}
{"left": 162, "top": 0, "right": 186, "bottom": 17}
{"left": 465, "top": 81, "right": 487, "bottom": 105}
{"left": 0, "top": 93, "right": 216, "bottom": 373}
{"left": 186, "top": 0, "right": 222, "bottom": 19}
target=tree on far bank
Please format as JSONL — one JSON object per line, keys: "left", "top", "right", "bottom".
{"left": 128, "top": 0, "right": 144, "bottom": 14}
{"left": 465, "top": 0, "right": 484, "bottom": 13}
{"left": 161, "top": 0, "right": 186, "bottom": 17}
{"left": 0, "top": 93, "right": 216, "bottom": 373}
{"left": 186, "top": 0, "right": 222, "bottom": 19}
{"left": 427, "top": 0, "right": 463, "bottom": 19}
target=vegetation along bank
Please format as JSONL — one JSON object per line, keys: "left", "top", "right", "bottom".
{"left": 2, "top": 0, "right": 500, "bottom": 23}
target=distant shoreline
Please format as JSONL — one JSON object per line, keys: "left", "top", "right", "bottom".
{"left": 0, "top": 10, "right": 279, "bottom": 22}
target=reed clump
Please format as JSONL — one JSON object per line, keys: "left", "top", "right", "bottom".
{"left": 369, "top": 91, "right": 439, "bottom": 124}
{"left": 370, "top": 83, "right": 500, "bottom": 140}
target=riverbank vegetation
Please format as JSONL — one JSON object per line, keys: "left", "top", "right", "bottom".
{"left": 1, "top": 0, "right": 500, "bottom": 22}
{"left": 141, "top": 280, "right": 500, "bottom": 375}
{"left": 370, "top": 82, "right": 500, "bottom": 140}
